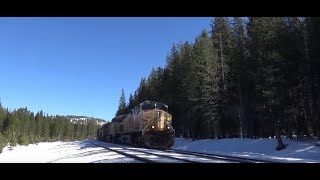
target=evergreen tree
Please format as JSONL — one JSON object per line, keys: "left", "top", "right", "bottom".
{"left": 4, "top": 112, "right": 19, "bottom": 146}
{"left": 74, "top": 123, "right": 81, "bottom": 139}
{"left": 35, "top": 111, "right": 43, "bottom": 140}
{"left": 137, "top": 78, "right": 148, "bottom": 103}
{"left": 86, "top": 120, "right": 96, "bottom": 139}
{"left": 116, "top": 89, "right": 127, "bottom": 116}
{"left": 29, "top": 112, "right": 36, "bottom": 142}
{"left": 308, "top": 17, "right": 320, "bottom": 138}
{"left": 42, "top": 115, "right": 50, "bottom": 141}
{"left": 276, "top": 17, "right": 305, "bottom": 139}
{"left": 0, "top": 133, "right": 7, "bottom": 153}
{"left": 0, "top": 105, "right": 6, "bottom": 132}
{"left": 247, "top": 17, "right": 288, "bottom": 149}
{"left": 179, "top": 41, "right": 197, "bottom": 136}
{"left": 127, "top": 93, "right": 135, "bottom": 111}
{"left": 147, "top": 67, "right": 161, "bottom": 101}
{"left": 49, "top": 118, "right": 59, "bottom": 140}
{"left": 192, "top": 30, "right": 218, "bottom": 138}
{"left": 231, "top": 17, "right": 252, "bottom": 138}
{"left": 164, "top": 44, "right": 190, "bottom": 132}
{"left": 80, "top": 123, "right": 87, "bottom": 139}
{"left": 211, "top": 17, "right": 236, "bottom": 138}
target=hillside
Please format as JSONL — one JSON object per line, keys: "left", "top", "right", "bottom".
{"left": 64, "top": 115, "right": 107, "bottom": 126}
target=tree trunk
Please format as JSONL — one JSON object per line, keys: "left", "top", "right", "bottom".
{"left": 219, "top": 34, "right": 225, "bottom": 89}
{"left": 239, "top": 76, "right": 244, "bottom": 138}
{"left": 275, "top": 122, "right": 286, "bottom": 150}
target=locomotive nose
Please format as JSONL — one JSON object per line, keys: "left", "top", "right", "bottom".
{"left": 157, "top": 111, "right": 166, "bottom": 131}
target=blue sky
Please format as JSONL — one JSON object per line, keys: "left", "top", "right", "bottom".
{"left": 0, "top": 17, "right": 211, "bottom": 121}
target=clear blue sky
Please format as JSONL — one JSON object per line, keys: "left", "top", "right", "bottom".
{"left": 0, "top": 17, "right": 211, "bottom": 121}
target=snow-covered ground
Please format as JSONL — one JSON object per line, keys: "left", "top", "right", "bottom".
{"left": 0, "top": 138, "right": 319, "bottom": 163}
{"left": 0, "top": 140, "right": 138, "bottom": 163}
{"left": 172, "top": 137, "right": 320, "bottom": 163}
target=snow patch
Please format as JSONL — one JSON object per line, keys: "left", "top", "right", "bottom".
{"left": 172, "top": 138, "right": 320, "bottom": 163}
{"left": 0, "top": 140, "right": 137, "bottom": 163}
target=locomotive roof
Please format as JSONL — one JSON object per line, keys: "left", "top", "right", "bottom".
{"left": 140, "top": 100, "right": 167, "bottom": 106}
{"left": 102, "top": 122, "right": 110, "bottom": 128}
{"left": 111, "top": 114, "right": 127, "bottom": 122}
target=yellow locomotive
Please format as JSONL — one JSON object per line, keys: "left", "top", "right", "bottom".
{"left": 97, "top": 101, "right": 175, "bottom": 149}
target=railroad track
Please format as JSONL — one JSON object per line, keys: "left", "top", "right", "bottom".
{"left": 90, "top": 140, "right": 274, "bottom": 163}
{"left": 89, "top": 141, "right": 158, "bottom": 163}
{"left": 90, "top": 141, "right": 196, "bottom": 163}
{"left": 121, "top": 147, "right": 227, "bottom": 163}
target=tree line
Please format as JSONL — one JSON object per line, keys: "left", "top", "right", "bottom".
{"left": 116, "top": 17, "right": 320, "bottom": 145}
{"left": 0, "top": 103, "right": 100, "bottom": 153}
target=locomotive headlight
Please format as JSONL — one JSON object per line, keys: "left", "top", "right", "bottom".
{"left": 152, "top": 125, "right": 155, "bottom": 129}
{"left": 167, "top": 126, "right": 170, "bottom": 129}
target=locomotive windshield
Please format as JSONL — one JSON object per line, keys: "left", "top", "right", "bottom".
{"left": 141, "top": 101, "right": 168, "bottom": 112}
{"left": 155, "top": 102, "right": 168, "bottom": 112}
{"left": 141, "top": 101, "right": 155, "bottom": 110}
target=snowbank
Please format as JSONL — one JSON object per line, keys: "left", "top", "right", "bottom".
{"left": 172, "top": 137, "right": 320, "bottom": 163}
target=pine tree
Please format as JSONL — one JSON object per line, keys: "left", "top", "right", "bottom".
{"left": 137, "top": 78, "right": 148, "bottom": 104}
{"left": 163, "top": 44, "right": 181, "bottom": 116}
{"left": 86, "top": 120, "right": 96, "bottom": 139}
{"left": 179, "top": 41, "right": 197, "bottom": 137}
{"left": 57, "top": 117, "right": 65, "bottom": 140}
{"left": 4, "top": 112, "right": 19, "bottom": 146}
{"left": 127, "top": 93, "right": 135, "bottom": 110}
{"left": 298, "top": 17, "right": 313, "bottom": 138}
{"left": 247, "top": 17, "right": 287, "bottom": 149}
{"left": 231, "top": 17, "right": 252, "bottom": 138}
{"left": 211, "top": 17, "right": 235, "bottom": 138}
{"left": 49, "top": 119, "right": 59, "bottom": 140}
{"left": 308, "top": 17, "right": 320, "bottom": 138}
{"left": 277, "top": 17, "right": 305, "bottom": 139}
{"left": 74, "top": 123, "right": 81, "bottom": 139}
{"left": 147, "top": 67, "right": 165, "bottom": 103}
{"left": 62, "top": 118, "right": 69, "bottom": 140}
{"left": 0, "top": 99, "right": 6, "bottom": 149}
{"left": 35, "top": 111, "right": 43, "bottom": 140}
{"left": 42, "top": 116, "right": 50, "bottom": 141}
{"left": 80, "top": 123, "right": 87, "bottom": 139}
{"left": 116, "top": 89, "right": 127, "bottom": 116}
{"left": 17, "top": 108, "right": 31, "bottom": 144}
{"left": 164, "top": 43, "right": 193, "bottom": 132}
{"left": 28, "top": 112, "right": 36, "bottom": 142}
{"left": 0, "top": 132, "right": 7, "bottom": 153}
{"left": 192, "top": 29, "right": 218, "bottom": 138}
{"left": 0, "top": 105, "right": 6, "bottom": 132}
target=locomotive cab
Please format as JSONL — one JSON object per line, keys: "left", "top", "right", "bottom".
{"left": 140, "top": 101, "right": 175, "bottom": 149}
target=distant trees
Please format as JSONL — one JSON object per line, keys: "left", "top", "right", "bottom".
{"left": 0, "top": 102, "right": 6, "bottom": 152}
{"left": 0, "top": 100, "right": 102, "bottom": 153}
{"left": 118, "top": 17, "right": 320, "bottom": 149}
{"left": 0, "top": 133, "right": 6, "bottom": 153}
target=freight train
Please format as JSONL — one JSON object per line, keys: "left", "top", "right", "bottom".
{"left": 97, "top": 101, "right": 175, "bottom": 149}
